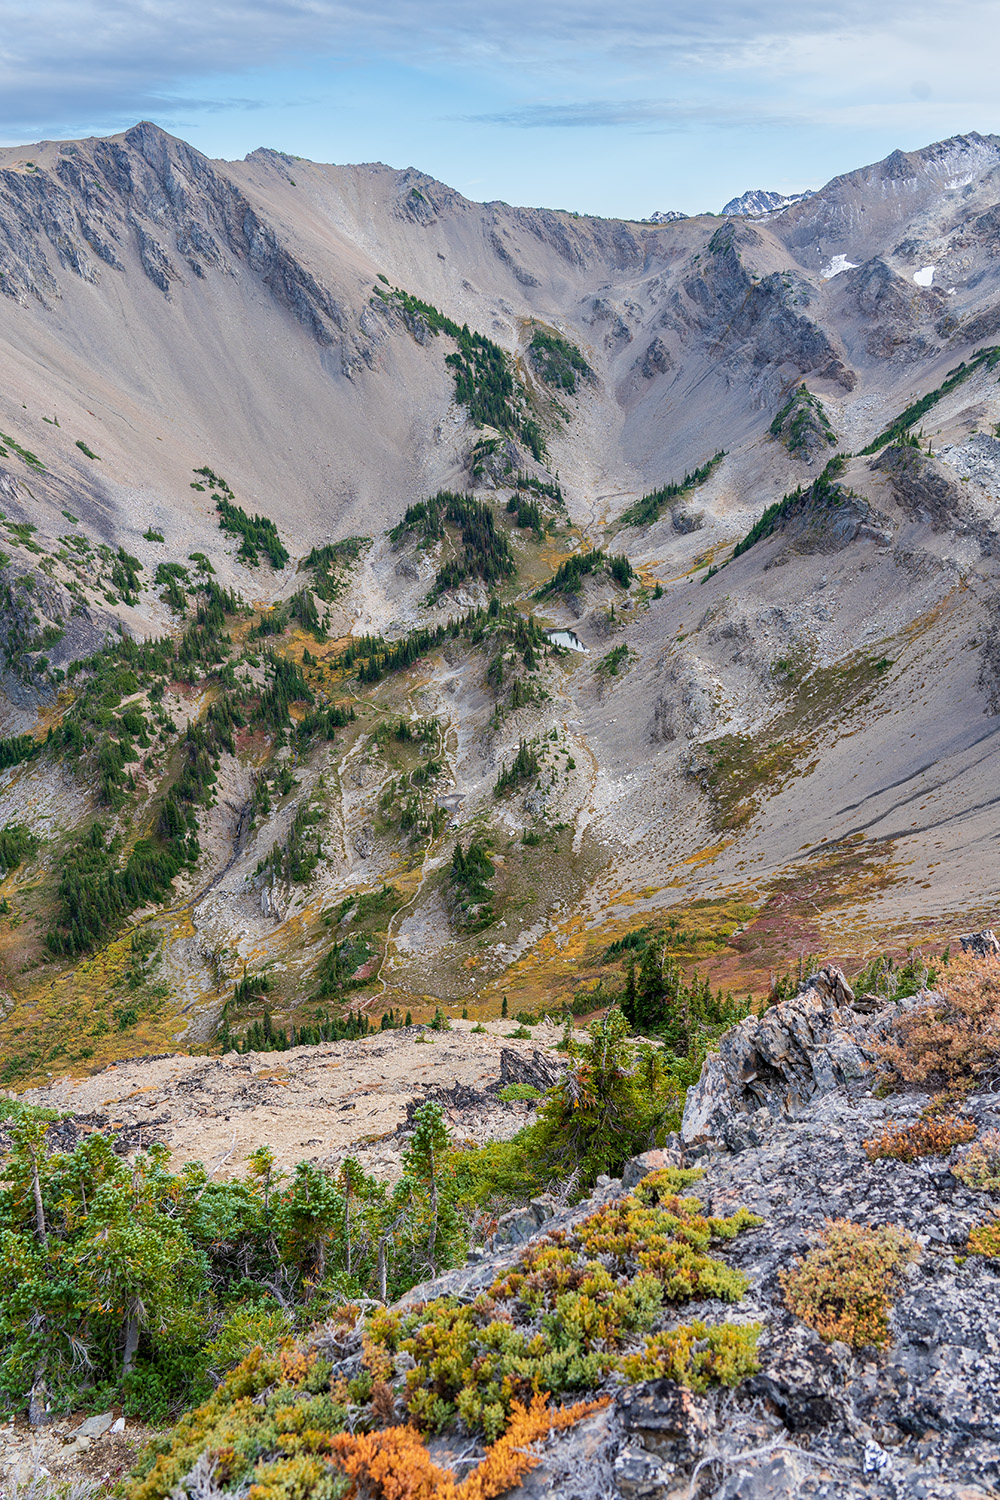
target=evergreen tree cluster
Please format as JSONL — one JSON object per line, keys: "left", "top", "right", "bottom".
{"left": 619, "top": 451, "right": 726, "bottom": 528}
{"left": 110, "top": 546, "right": 143, "bottom": 604}
{"left": 193, "top": 467, "right": 289, "bottom": 569}
{"left": 250, "top": 588, "right": 328, "bottom": 643}
{"left": 392, "top": 490, "right": 516, "bottom": 597}
{"left": 303, "top": 537, "right": 368, "bottom": 601}
{"left": 769, "top": 385, "right": 835, "bottom": 456}
{"left": 506, "top": 493, "right": 544, "bottom": 533}
{"left": 514, "top": 471, "right": 563, "bottom": 502}
{"left": 155, "top": 560, "right": 190, "bottom": 614}
{"left": 295, "top": 700, "right": 353, "bottom": 744}
{"left": 0, "top": 733, "right": 39, "bottom": 770}
{"left": 216, "top": 497, "right": 289, "bottom": 569}
{"left": 0, "top": 1094, "right": 462, "bottom": 1418}
{"left": 257, "top": 798, "right": 324, "bottom": 886}
{"left": 494, "top": 737, "right": 540, "bottom": 795}
{"left": 0, "top": 822, "right": 39, "bottom": 876}
{"left": 340, "top": 602, "right": 546, "bottom": 686}
{"left": 375, "top": 285, "right": 546, "bottom": 460}
{"left": 620, "top": 937, "right": 751, "bottom": 1071}
{"left": 528, "top": 328, "right": 593, "bottom": 393}
{"left": 314, "top": 936, "right": 376, "bottom": 1000}
{"left": 45, "top": 822, "right": 188, "bottom": 958}
{"left": 43, "top": 590, "right": 347, "bottom": 954}
{"left": 217, "top": 1004, "right": 396, "bottom": 1052}
{"left": 536, "top": 547, "right": 632, "bottom": 597}
{"left": 448, "top": 838, "right": 495, "bottom": 929}
{"left": 527, "top": 1007, "right": 682, "bottom": 1185}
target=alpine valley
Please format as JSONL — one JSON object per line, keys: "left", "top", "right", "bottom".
{"left": 0, "top": 125, "right": 997, "bottom": 1072}
{"left": 2, "top": 122, "right": 1000, "bottom": 1500}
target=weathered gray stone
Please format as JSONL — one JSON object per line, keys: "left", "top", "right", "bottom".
{"left": 959, "top": 929, "right": 1000, "bottom": 958}
{"left": 75, "top": 1411, "right": 114, "bottom": 1439}
{"left": 621, "top": 1141, "right": 683, "bottom": 1189}
{"left": 613, "top": 1446, "right": 680, "bottom": 1499}
{"left": 680, "top": 966, "right": 881, "bottom": 1150}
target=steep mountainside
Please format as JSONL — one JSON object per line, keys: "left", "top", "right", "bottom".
{"left": 0, "top": 125, "right": 997, "bottom": 1082}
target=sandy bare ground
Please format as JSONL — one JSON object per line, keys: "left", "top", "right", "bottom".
{"left": 16, "top": 1019, "right": 572, "bottom": 1180}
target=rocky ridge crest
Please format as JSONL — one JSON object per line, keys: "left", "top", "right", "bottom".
{"left": 395, "top": 975, "right": 1000, "bottom": 1500}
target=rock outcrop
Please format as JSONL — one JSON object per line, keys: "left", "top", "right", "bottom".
{"left": 397, "top": 1063, "right": 1000, "bottom": 1500}
{"left": 681, "top": 966, "right": 884, "bottom": 1151}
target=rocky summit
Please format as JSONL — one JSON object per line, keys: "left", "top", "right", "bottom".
{"left": 0, "top": 121, "right": 999, "bottom": 1500}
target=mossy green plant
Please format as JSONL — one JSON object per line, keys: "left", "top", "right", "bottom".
{"left": 622, "top": 1318, "right": 761, "bottom": 1388}
{"left": 128, "top": 1168, "right": 761, "bottom": 1499}
{"left": 364, "top": 1166, "right": 760, "bottom": 1438}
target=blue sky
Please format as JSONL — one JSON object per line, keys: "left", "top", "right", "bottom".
{"left": 2, "top": 1, "right": 998, "bottom": 217}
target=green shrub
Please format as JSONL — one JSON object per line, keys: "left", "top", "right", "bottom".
{"left": 622, "top": 1319, "right": 761, "bottom": 1387}
{"left": 202, "top": 1302, "right": 293, "bottom": 1374}
{"left": 497, "top": 1084, "right": 541, "bottom": 1103}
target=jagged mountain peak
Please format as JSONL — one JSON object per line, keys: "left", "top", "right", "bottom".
{"left": 720, "top": 187, "right": 812, "bottom": 217}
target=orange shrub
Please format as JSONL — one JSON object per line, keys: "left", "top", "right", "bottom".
{"left": 968, "top": 1214, "right": 1000, "bottom": 1258}
{"left": 780, "top": 1218, "right": 916, "bottom": 1348}
{"left": 329, "top": 1394, "right": 608, "bottom": 1500}
{"left": 873, "top": 953, "right": 1000, "bottom": 1092}
{"left": 864, "top": 1115, "right": 976, "bottom": 1163}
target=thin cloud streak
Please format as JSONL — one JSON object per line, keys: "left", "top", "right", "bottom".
{"left": 462, "top": 99, "right": 786, "bottom": 130}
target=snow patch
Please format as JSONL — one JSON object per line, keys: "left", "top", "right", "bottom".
{"left": 820, "top": 254, "right": 858, "bottom": 280}
{"left": 913, "top": 265, "right": 936, "bottom": 287}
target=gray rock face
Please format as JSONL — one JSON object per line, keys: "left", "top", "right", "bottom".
{"left": 506, "top": 1073, "right": 1000, "bottom": 1498}
{"left": 639, "top": 336, "right": 672, "bottom": 378}
{"left": 661, "top": 229, "right": 856, "bottom": 406}
{"left": 0, "top": 123, "right": 348, "bottom": 350}
{"left": 680, "top": 966, "right": 882, "bottom": 1150}
{"left": 498, "top": 1045, "right": 565, "bottom": 1093}
{"left": 871, "top": 444, "right": 985, "bottom": 540}
{"left": 960, "top": 929, "right": 1000, "bottom": 957}
{"left": 766, "top": 474, "right": 892, "bottom": 554}
{"left": 721, "top": 188, "right": 813, "bottom": 218}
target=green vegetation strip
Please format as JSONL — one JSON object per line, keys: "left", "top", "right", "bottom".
{"left": 733, "top": 454, "right": 848, "bottom": 557}
{"left": 620, "top": 451, "right": 726, "bottom": 528}
{"left": 341, "top": 601, "right": 547, "bottom": 685}
{"left": 860, "top": 345, "right": 1000, "bottom": 454}
{"left": 375, "top": 285, "right": 546, "bottom": 460}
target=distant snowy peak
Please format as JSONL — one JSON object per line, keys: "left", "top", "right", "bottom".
{"left": 721, "top": 188, "right": 813, "bottom": 218}
{"left": 645, "top": 209, "right": 688, "bottom": 223}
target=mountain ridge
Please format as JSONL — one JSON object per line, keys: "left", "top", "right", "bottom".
{"left": 0, "top": 123, "right": 996, "bottom": 1086}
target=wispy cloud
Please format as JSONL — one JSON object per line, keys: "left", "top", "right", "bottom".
{"left": 462, "top": 99, "right": 784, "bottom": 130}
{"left": 0, "top": 0, "right": 974, "bottom": 133}
{"left": 0, "top": 0, "right": 998, "bottom": 179}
